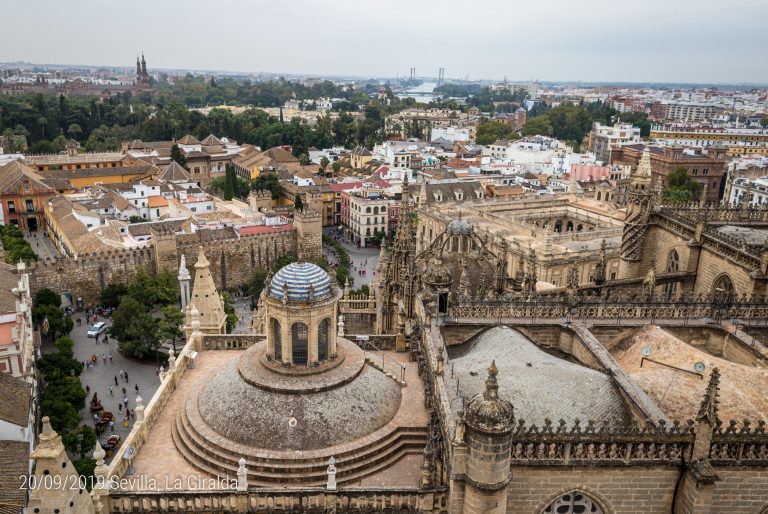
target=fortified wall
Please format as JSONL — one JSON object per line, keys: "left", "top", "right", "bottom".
{"left": 27, "top": 212, "right": 322, "bottom": 302}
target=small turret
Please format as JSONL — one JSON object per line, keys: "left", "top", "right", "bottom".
{"left": 461, "top": 362, "right": 514, "bottom": 514}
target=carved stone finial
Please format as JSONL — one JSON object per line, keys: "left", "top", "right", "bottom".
{"left": 697, "top": 368, "right": 720, "bottom": 426}
{"left": 485, "top": 360, "right": 499, "bottom": 400}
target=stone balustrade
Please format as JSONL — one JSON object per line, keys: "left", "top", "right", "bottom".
{"left": 107, "top": 487, "right": 449, "bottom": 513}
{"left": 201, "top": 334, "right": 264, "bottom": 350}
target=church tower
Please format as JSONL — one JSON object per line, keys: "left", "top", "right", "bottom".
{"left": 27, "top": 417, "right": 95, "bottom": 514}
{"left": 620, "top": 145, "right": 655, "bottom": 278}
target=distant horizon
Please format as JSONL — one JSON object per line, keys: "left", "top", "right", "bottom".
{"left": 1, "top": 0, "right": 766, "bottom": 85}
{"left": 2, "top": 59, "right": 767, "bottom": 90}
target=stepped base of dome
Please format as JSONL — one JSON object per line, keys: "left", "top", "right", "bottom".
{"left": 238, "top": 339, "right": 365, "bottom": 394}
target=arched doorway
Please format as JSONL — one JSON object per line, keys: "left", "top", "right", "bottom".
{"left": 665, "top": 250, "right": 680, "bottom": 299}
{"left": 566, "top": 221, "right": 574, "bottom": 232}
{"left": 271, "top": 318, "right": 282, "bottom": 361}
{"left": 318, "top": 318, "right": 329, "bottom": 361}
{"left": 554, "top": 220, "right": 563, "bottom": 233}
{"left": 543, "top": 491, "right": 605, "bottom": 514}
{"left": 291, "top": 322, "right": 308, "bottom": 365}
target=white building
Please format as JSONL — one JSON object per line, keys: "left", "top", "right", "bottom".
{"left": 430, "top": 127, "right": 471, "bottom": 143}
{"left": 730, "top": 176, "right": 768, "bottom": 206}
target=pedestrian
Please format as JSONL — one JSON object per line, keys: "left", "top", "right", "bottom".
{"left": 108, "top": 385, "right": 113, "bottom": 396}
{"left": 102, "top": 353, "right": 106, "bottom": 363}
{"left": 124, "top": 372, "right": 129, "bottom": 382}
{"left": 93, "top": 414, "right": 99, "bottom": 424}
{"left": 123, "top": 417, "right": 129, "bottom": 428}
{"left": 86, "top": 384, "right": 90, "bottom": 395}
{"left": 130, "top": 409, "right": 135, "bottom": 421}
{"left": 114, "top": 375, "right": 118, "bottom": 386}
{"left": 122, "top": 387, "right": 126, "bottom": 396}
{"left": 135, "top": 383, "right": 139, "bottom": 393}
{"left": 117, "top": 403, "right": 122, "bottom": 412}
{"left": 109, "top": 420, "right": 115, "bottom": 432}
{"left": 123, "top": 397, "right": 128, "bottom": 407}
{"left": 108, "top": 353, "right": 113, "bottom": 364}
{"left": 119, "top": 370, "right": 124, "bottom": 378}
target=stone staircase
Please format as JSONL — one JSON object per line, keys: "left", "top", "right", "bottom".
{"left": 364, "top": 357, "right": 405, "bottom": 385}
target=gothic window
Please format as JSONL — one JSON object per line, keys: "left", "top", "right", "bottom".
{"left": 272, "top": 318, "right": 282, "bottom": 361}
{"left": 554, "top": 220, "right": 563, "bottom": 233}
{"left": 318, "top": 318, "right": 329, "bottom": 361}
{"left": 577, "top": 224, "right": 584, "bottom": 232}
{"left": 292, "top": 322, "right": 309, "bottom": 365}
{"left": 543, "top": 491, "right": 604, "bottom": 514}
{"left": 665, "top": 250, "right": 680, "bottom": 299}
{"left": 567, "top": 221, "right": 574, "bottom": 232}
{"left": 712, "top": 274, "right": 734, "bottom": 301}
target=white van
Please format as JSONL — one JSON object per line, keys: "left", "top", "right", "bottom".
{"left": 87, "top": 321, "right": 107, "bottom": 338}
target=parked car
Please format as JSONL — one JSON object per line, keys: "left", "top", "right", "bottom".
{"left": 87, "top": 321, "right": 107, "bottom": 338}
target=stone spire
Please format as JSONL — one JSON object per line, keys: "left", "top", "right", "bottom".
{"left": 697, "top": 368, "right": 720, "bottom": 426}
{"left": 185, "top": 247, "right": 226, "bottom": 334}
{"left": 635, "top": 145, "right": 653, "bottom": 183}
{"left": 485, "top": 360, "right": 499, "bottom": 400}
{"left": 29, "top": 417, "right": 95, "bottom": 514}
{"left": 594, "top": 239, "right": 607, "bottom": 285}
{"left": 382, "top": 172, "right": 417, "bottom": 330}
{"left": 621, "top": 146, "right": 655, "bottom": 269}
{"left": 178, "top": 254, "right": 191, "bottom": 310}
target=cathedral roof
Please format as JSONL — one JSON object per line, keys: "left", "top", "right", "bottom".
{"left": 269, "top": 262, "right": 332, "bottom": 302}
{"left": 196, "top": 341, "right": 402, "bottom": 450}
{"left": 451, "top": 326, "right": 631, "bottom": 427}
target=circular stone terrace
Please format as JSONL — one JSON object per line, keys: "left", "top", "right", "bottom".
{"left": 164, "top": 338, "right": 429, "bottom": 487}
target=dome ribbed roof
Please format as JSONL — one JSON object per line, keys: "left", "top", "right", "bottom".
{"left": 269, "top": 262, "right": 332, "bottom": 302}
{"left": 447, "top": 218, "right": 472, "bottom": 235}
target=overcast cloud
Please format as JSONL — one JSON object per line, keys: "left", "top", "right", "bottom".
{"left": 3, "top": 0, "right": 766, "bottom": 83}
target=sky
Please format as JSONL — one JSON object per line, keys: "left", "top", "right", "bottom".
{"left": 3, "top": 0, "right": 767, "bottom": 84}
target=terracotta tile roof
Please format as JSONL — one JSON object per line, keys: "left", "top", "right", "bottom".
{"left": 329, "top": 181, "right": 364, "bottom": 192}
{"left": 201, "top": 134, "right": 223, "bottom": 146}
{"left": 44, "top": 164, "right": 157, "bottom": 180}
{"left": 177, "top": 134, "right": 201, "bottom": 145}
{"left": 158, "top": 161, "right": 192, "bottom": 182}
{"left": 47, "top": 197, "right": 104, "bottom": 255}
{"left": 0, "top": 440, "right": 28, "bottom": 514}
{"left": 0, "top": 160, "right": 54, "bottom": 194}
{"left": 147, "top": 196, "right": 169, "bottom": 208}
{"left": 0, "top": 372, "right": 31, "bottom": 426}
{"left": 0, "top": 267, "right": 19, "bottom": 314}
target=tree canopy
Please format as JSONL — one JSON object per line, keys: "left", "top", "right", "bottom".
{"left": 661, "top": 166, "right": 702, "bottom": 203}
{"left": 475, "top": 121, "right": 519, "bottom": 146}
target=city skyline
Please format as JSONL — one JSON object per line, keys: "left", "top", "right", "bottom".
{"left": 1, "top": 0, "right": 766, "bottom": 84}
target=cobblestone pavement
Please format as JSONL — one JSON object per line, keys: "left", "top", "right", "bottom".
{"left": 24, "top": 232, "right": 59, "bottom": 260}
{"left": 323, "top": 227, "right": 379, "bottom": 288}
{"left": 40, "top": 315, "right": 161, "bottom": 460}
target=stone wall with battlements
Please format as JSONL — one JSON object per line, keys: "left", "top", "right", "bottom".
{"left": 29, "top": 227, "right": 300, "bottom": 303}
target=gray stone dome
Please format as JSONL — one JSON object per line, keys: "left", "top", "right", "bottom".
{"left": 269, "top": 262, "right": 332, "bottom": 302}
{"left": 447, "top": 218, "right": 472, "bottom": 235}
{"left": 197, "top": 356, "right": 402, "bottom": 450}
